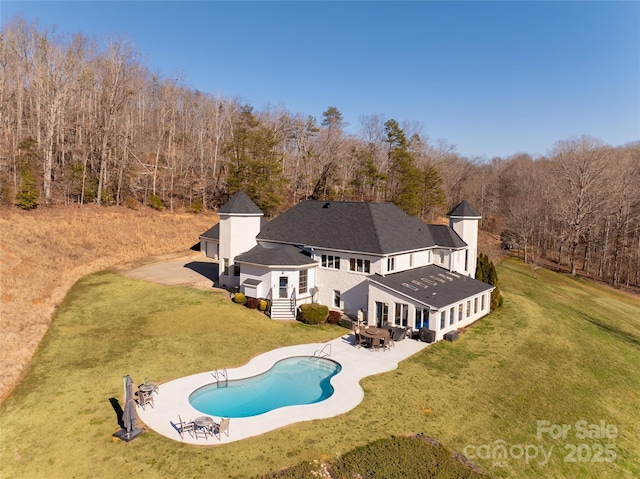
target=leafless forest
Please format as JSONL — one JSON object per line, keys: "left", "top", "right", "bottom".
{"left": 1, "top": 18, "right": 639, "bottom": 287}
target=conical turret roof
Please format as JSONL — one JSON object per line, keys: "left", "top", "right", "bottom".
{"left": 447, "top": 200, "right": 481, "bottom": 218}
{"left": 218, "top": 191, "right": 263, "bottom": 215}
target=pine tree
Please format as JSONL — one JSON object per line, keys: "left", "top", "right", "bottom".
{"left": 475, "top": 253, "right": 503, "bottom": 310}
{"left": 15, "top": 169, "right": 39, "bottom": 210}
{"left": 14, "top": 137, "right": 40, "bottom": 210}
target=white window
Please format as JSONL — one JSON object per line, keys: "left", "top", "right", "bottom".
{"left": 376, "top": 302, "right": 389, "bottom": 326}
{"left": 416, "top": 308, "right": 429, "bottom": 329}
{"left": 409, "top": 253, "right": 414, "bottom": 267}
{"left": 223, "top": 258, "right": 229, "bottom": 276}
{"left": 349, "top": 258, "right": 370, "bottom": 273}
{"left": 481, "top": 294, "right": 486, "bottom": 311}
{"left": 440, "top": 251, "right": 445, "bottom": 264}
{"left": 387, "top": 257, "right": 395, "bottom": 272}
{"left": 449, "top": 307, "right": 455, "bottom": 325}
{"left": 299, "top": 269, "right": 308, "bottom": 294}
{"left": 395, "top": 303, "right": 408, "bottom": 327}
{"left": 440, "top": 311, "right": 446, "bottom": 329}
{"left": 333, "top": 290, "right": 341, "bottom": 308}
{"left": 474, "top": 297, "right": 478, "bottom": 314}
{"left": 458, "top": 304, "right": 463, "bottom": 322}
{"left": 322, "top": 254, "right": 340, "bottom": 270}
{"left": 466, "top": 301, "right": 471, "bottom": 317}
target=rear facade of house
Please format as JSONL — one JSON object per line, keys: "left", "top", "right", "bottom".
{"left": 200, "top": 191, "right": 493, "bottom": 342}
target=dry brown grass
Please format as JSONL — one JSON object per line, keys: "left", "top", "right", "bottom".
{"left": 0, "top": 205, "right": 217, "bottom": 401}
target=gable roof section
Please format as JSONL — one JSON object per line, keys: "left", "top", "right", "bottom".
{"left": 447, "top": 200, "right": 481, "bottom": 218}
{"left": 219, "top": 190, "right": 263, "bottom": 215}
{"left": 199, "top": 223, "right": 219, "bottom": 240}
{"left": 257, "top": 201, "right": 438, "bottom": 255}
{"left": 235, "top": 244, "right": 315, "bottom": 267}
{"left": 369, "top": 265, "right": 493, "bottom": 309}
{"left": 427, "top": 224, "right": 467, "bottom": 249}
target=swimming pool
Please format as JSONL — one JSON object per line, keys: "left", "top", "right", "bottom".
{"left": 189, "top": 356, "right": 342, "bottom": 418}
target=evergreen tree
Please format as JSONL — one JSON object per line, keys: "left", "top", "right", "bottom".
{"left": 475, "top": 253, "right": 503, "bottom": 311}
{"left": 384, "top": 119, "right": 422, "bottom": 216}
{"left": 15, "top": 169, "right": 39, "bottom": 210}
{"left": 14, "top": 137, "right": 40, "bottom": 210}
{"left": 225, "top": 105, "right": 286, "bottom": 216}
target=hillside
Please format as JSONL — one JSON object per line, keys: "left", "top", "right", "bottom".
{"left": 0, "top": 205, "right": 216, "bottom": 400}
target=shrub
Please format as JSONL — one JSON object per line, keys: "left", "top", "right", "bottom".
{"left": 233, "top": 292, "right": 247, "bottom": 304}
{"left": 258, "top": 299, "right": 268, "bottom": 312}
{"left": 297, "top": 304, "right": 329, "bottom": 325}
{"left": 148, "top": 193, "right": 164, "bottom": 211}
{"left": 246, "top": 297, "right": 260, "bottom": 309}
{"left": 124, "top": 196, "right": 138, "bottom": 210}
{"left": 15, "top": 169, "right": 39, "bottom": 210}
{"left": 189, "top": 198, "right": 203, "bottom": 214}
{"left": 327, "top": 310, "right": 342, "bottom": 324}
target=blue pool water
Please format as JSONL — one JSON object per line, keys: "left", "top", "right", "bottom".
{"left": 189, "top": 356, "right": 342, "bottom": 418}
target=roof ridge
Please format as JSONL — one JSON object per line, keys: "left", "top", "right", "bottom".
{"left": 365, "top": 202, "right": 384, "bottom": 255}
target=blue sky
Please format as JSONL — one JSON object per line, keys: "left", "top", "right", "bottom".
{"left": 2, "top": 1, "right": 639, "bottom": 159}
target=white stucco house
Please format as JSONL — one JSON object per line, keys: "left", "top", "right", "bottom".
{"left": 200, "top": 191, "right": 494, "bottom": 342}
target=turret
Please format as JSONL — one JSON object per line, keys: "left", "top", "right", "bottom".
{"left": 218, "top": 191, "right": 263, "bottom": 289}
{"left": 447, "top": 200, "right": 481, "bottom": 277}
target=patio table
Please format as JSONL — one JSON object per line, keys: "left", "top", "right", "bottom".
{"left": 361, "top": 327, "right": 390, "bottom": 349}
{"left": 194, "top": 416, "right": 214, "bottom": 428}
{"left": 138, "top": 384, "right": 155, "bottom": 393}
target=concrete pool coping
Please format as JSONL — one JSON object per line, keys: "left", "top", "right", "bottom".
{"left": 136, "top": 333, "right": 429, "bottom": 445}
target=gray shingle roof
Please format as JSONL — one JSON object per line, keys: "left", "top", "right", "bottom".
{"left": 369, "top": 265, "right": 494, "bottom": 309}
{"left": 235, "top": 244, "right": 315, "bottom": 267}
{"left": 447, "top": 200, "right": 481, "bottom": 218}
{"left": 427, "top": 224, "right": 467, "bottom": 248}
{"left": 199, "top": 223, "right": 219, "bottom": 240}
{"left": 257, "top": 201, "right": 439, "bottom": 254}
{"left": 219, "top": 191, "right": 263, "bottom": 215}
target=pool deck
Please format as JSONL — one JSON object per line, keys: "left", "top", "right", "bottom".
{"left": 136, "top": 333, "right": 429, "bottom": 445}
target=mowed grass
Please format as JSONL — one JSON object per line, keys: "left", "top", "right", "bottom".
{"left": 1, "top": 259, "right": 639, "bottom": 478}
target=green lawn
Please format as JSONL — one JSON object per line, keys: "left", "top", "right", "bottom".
{"left": 1, "top": 259, "right": 639, "bottom": 478}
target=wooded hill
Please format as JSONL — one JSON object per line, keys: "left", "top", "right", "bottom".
{"left": 1, "top": 17, "right": 638, "bottom": 288}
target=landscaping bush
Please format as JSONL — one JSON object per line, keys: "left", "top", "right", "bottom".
{"left": 327, "top": 310, "right": 342, "bottom": 324}
{"left": 246, "top": 297, "right": 260, "bottom": 309}
{"left": 297, "top": 303, "right": 329, "bottom": 325}
{"left": 148, "top": 193, "right": 165, "bottom": 211}
{"left": 258, "top": 299, "right": 268, "bottom": 312}
{"left": 233, "top": 292, "right": 247, "bottom": 304}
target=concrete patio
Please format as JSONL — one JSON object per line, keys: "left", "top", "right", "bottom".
{"left": 136, "top": 333, "right": 429, "bottom": 445}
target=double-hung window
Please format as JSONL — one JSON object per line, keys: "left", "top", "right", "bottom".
{"left": 299, "top": 269, "right": 308, "bottom": 294}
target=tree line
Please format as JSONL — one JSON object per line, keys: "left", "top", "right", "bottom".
{"left": 1, "top": 17, "right": 638, "bottom": 287}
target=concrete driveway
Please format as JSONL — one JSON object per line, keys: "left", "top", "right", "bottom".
{"left": 122, "top": 253, "right": 219, "bottom": 288}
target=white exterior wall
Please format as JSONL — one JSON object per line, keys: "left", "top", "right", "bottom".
{"left": 219, "top": 213, "right": 261, "bottom": 288}
{"left": 239, "top": 264, "right": 271, "bottom": 299}
{"left": 450, "top": 217, "right": 479, "bottom": 277}
{"left": 239, "top": 264, "right": 317, "bottom": 304}
{"left": 432, "top": 290, "right": 491, "bottom": 341}
{"left": 390, "top": 250, "right": 432, "bottom": 273}
{"left": 433, "top": 249, "right": 452, "bottom": 270}
{"left": 314, "top": 250, "right": 374, "bottom": 317}
{"left": 368, "top": 285, "right": 493, "bottom": 342}
{"left": 200, "top": 239, "right": 219, "bottom": 260}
